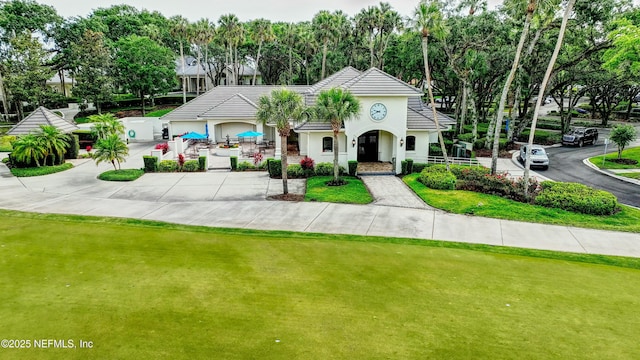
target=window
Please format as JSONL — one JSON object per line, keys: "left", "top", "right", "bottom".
{"left": 406, "top": 136, "right": 416, "bottom": 151}
{"left": 322, "top": 137, "right": 333, "bottom": 152}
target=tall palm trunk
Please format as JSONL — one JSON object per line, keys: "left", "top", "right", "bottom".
{"left": 253, "top": 41, "right": 263, "bottom": 86}
{"left": 458, "top": 78, "right": 469, "bottom": 134}
{"left": 180, "top": 42, "right": 186, "bottom": 102}
{"left": 333, "top": 127, "right": 340, "bottom": 182}
{"left": 0, "top": 70, "right": 8, "bottom": 120}
{"left": 321, "top": 40, "right": 328, "bottom": 79}
{"left": 524, "top": 0, "right": 576, "bottom": 197}
{"left": 489, "top": 6, "right": 534, "bottom": 175}
{"left": 196, "top": 48, "right": 202, "bottom": 96}
{"left": 288, "top": 47, "right": 293, "bottom": 84}
{"left": 280, "top": 134, "right": 289, "bottom": 194}
{"left": 422, "top": 35, "right": 450, "bottom": 171}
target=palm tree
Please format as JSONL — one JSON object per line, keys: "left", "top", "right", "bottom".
{"left": 11, "top": 133, "right": 46, "bottom": 167}
{"left": 313, "top": 88, "right": 361, "bottom": 184}
{"left": 93, "top": 133, "right": 129, "bottom": 170}
{"left": 488, "top": 0, "right": 539, "bottom": 175}
{"left": 39, "top": 125, "right": 69, "bottom": 166}
{"left": 412, "top": 0, "right": 451, "bottom": 171}
{"left": 282, "top": 23, "right": 298, "bottom": 84}
{"left": 256, "top": 88, "right": 307, "bottom": 194}
{"left": 88, "top": 113, "right": 124, "bottom": 140}
{"left": 250, "top": 19, "right": 273, "bottom": 86}
{"left": 170, "top": 16, "right": 190, "bottom": 104}
{"left": 218, "top": 14, "right": 244, "bottom": 85}
{"left": 312, "top": 10, "right": 336, "bottom": 80}
{"left": 523, "top": 0, "right": 576, "bottom": 197}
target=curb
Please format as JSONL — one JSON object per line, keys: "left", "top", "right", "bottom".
{"left": 582, "top": 158, "right": 640, "bottom": 186}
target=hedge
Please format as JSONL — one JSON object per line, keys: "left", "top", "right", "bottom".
{"left": 268, "top": 159, "right": 281, "bottom": 178}
{"left": 534, "top": 181, "right": 618, "bottom": 215}
{"left": 417, "top": 165, "right": 456, "bottom": 190}
{"left": 65, "top": 134, "right": 79, "bottom": 159}
{"left": 230, "top": 156, "right": 238, "bottom": 170}
{"left": 182, "top": 160, "right": 199, "bottom": 172}
{"left": 348, "top": 160, "right": 358, "bottom": 176}
{"left": 198, "top": 156, "right": 206, "bottom": 171}
{"left": 158, "top": 160, "right": 178, "bottom": 172}
{"left": 143, "top": 155, "right": 158, "bottom": 172}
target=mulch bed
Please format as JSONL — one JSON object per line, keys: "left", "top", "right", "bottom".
{"left": 610, "top": 158, "right": 638, "bottom": 165}
{"left": 267, "top": 194, "right": 304, "bottom": 202}
{"left": 474, "top": 149, "right": 513, "bottom": 158}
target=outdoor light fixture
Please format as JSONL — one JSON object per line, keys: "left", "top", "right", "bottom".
{"left": 400, "top": 138, "right": 404, "bottom": 147}
{"left": 352, "top": 138, "right": 356, "bottom": 147}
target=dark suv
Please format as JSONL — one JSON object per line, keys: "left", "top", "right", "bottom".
{"left": 562, "top": 127, "right": 598, "bottom": 147}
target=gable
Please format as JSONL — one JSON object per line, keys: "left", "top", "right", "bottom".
{"left": 341, "top": 68, "right": 423, "bottom": 96}
{"left": 199, "top": 93, "right": 257, "bottom": 119}
{"left": 7, "top": 106, "right": 78, "bottom": 135}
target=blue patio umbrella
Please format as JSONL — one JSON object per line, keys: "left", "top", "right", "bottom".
{"left": 236, "top": 130, "right": 263, "bottom": 138}
{"left": 181, "top": 131, "right": 208, "bottom": 140}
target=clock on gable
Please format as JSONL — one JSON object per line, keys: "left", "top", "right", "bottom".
{"left": 369, "top": 103, "right": 387, "bottom": 121}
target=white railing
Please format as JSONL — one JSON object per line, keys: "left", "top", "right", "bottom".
{"left": 426, "top": 156, "right": 481, "bottom": 167}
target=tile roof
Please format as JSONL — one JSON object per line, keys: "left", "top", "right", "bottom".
{"left": 305, "top": 66, "right": 362, "bottom": 95}
{"left": 199, "top": 93, "right": 258, "bottom": 119}
{"left": 341, "top": 67, "right": 423, "bottom": 96}
{"left": 294, "top": 121, "right": 333, "bottom": 131}
{"left": 7, "top": 106, "right": 78, "bottom": 135}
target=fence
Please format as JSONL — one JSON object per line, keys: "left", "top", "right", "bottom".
{"left": 426, "top": 156, "right": 481, "bottom": 167}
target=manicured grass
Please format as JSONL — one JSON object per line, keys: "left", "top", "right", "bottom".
{"left": 145, "top": 108, "right": 175, "bottom": 117}
{"left": 98, "top": 168, "right": 144, "bottom": 181}
{"left": 404, "top": 173, "right": 640, "bottom": 233}
{"left": 588, "top": 147, "right": 640, "bottom": 169}
{"left": 305, "top": 176, "right": 373, "bottom": 204}
{"left": 620, "top": 172, "right": 640, "bottom": 180}
{"left": 1, "top": 210, "right": 639, "bottom": 359}
{"left": 10, "top": 162, "right": 73, "bottom": 177}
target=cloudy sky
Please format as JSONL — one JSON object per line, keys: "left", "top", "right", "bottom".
{"left": 39, "top": 0, "right": 505, "bottom": 22}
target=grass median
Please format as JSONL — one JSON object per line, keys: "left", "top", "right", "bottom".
{"left": 305, "top": 176, "right": 373, "bottom": 204}
{"left": 1, "top": 210, "right": 639, "bottom": 359}
{"left": 403, "top": 173, "right": 640, "bottom": 233}
{"left": 588, "top": 147, "right": 640, "bottom": 169}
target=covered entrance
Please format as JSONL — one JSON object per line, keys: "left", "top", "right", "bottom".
{"left": 357, "top": 130, "right": 378, "bottom": 162}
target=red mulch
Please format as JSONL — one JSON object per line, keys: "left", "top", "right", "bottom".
{"left": 267, "top": 194, "right": 304, "bottom": 202}
{"left": 474, "top": 149, "right": 513, "bottom": 158}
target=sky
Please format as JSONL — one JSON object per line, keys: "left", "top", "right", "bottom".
{"left": 38, "top": 0, "right": 506, "bottom": 23}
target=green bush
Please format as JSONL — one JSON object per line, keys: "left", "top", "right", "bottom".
{"left": 198, "top": 156, "right": 206, "bottom": 171}
{"left": 65, "top": 134, "right": 79, "bottom": 159}
{"left": 429, "top": 144, "right": 443, "bottom": 156}
{"left": 1, "top": 157, "right": 8, "bottom": 164}
{"left": 455, "top": 169, "right": 535, "bottom": 203}
{"left": 534, "top": 182, "right": 618, "bottom": 215}
{"left": 10, "top": 163, "right": 73, "bottom": 177}
{"left": 315, "top": 162, "right": 333, "bottom": 176}
{"left": 412, "top": 163, "right": 428, "bottom": 173}
{"left": 237, "top": 161, "right": 255, "bottom": 171}
{"left": 406, "top": 158, "right": 414, "bottom": 174}
{"left": 473, "top": 138, "right": 486, "bottom": 150}
{"left": 457, "top": 133, "right": 475, "bottom": 143}
{"left": 287, "top": 164, "right": 306, "bottom": 178}
{"left": 143, "top": 155, "right": 158, "bottom": 172}
{"left": 230, "top": 156, "right": 238, "bottom": 170}
{"left": 98, "top": 169, "right": 144, "bottom": 181}
{"left": 401, "top": 160, "right": 408, "bottom": 175}
{"left": 158, "top": 160, "right": 178, "bottom": 172}
{"left": 519, "top": 130, "right": 561, "bottom": 145}
{"left": 268, "top": 159, "right": 281, "bottom": 178}
{"left": 182, "top": 160, "right": 199, "bottom": 172}
{"left": 417, "top": 165, "right": 456, "bottom": 190}
{"left": 348, "top": 160, "right": 358, "bottom": 176}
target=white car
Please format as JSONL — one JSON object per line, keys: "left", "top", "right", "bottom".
{"left": 519, "top": 144, "right": 549, "bottom": 170}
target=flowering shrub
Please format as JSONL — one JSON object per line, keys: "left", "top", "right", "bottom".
{"left": 455, "top": 168, "right": 539, "bottom": 203}
{"left": 85, "top": 145, "right": 92, "bottom": 152}
{"left": 300, "top": 156, "right": 315, "bottom": 170}
{"left": 178, "top": 153, "right": 185, "bottom": 169}
{"left": 155, "top": 142, "right": 169, "bottom": 155}
{"left": 253, "top": 152, "right": 263, "bottom": 167}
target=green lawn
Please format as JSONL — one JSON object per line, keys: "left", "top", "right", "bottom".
{"left": 10, "top": 162, "right": 73, "bottom": 177}
{"left": 305, "top": 176, "right": 373, "bottom": 204}
{"left": 403, "top": 173, "right": 640, "bottom": 233}
{"left": 588, "top": 147, "right": 640, "bottom": 169}
{"left": 620, "top": 172, "right": 640, "bottom": 180}
{"left": 145, "top": 108, "right": 175, "bottom": 117}
{"left": 98, "top": 168, "right": 144, "bottom": 181}
{"left": 1, "top": 210, "right": 639, "bottom": 359}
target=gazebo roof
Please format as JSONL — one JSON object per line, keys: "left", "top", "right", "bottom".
{"left": 7, "top": 107, "right": 78, "bottom": 136}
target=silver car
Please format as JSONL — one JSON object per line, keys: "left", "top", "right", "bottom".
{"left": 519, "top": 144, "right": 549, "bottom": 170}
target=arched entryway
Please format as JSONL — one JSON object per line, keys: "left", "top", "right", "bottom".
{"left": 357, "top": 130, "right": 379, "bottom": 162}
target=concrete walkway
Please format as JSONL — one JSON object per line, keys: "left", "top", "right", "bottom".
{"left": 360, "top": 175, "right": 431, "bottom": 209}
{"left": 1, "top": 144, "right": 639, "bottom": 258}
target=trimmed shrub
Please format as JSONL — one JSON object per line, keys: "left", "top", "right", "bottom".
{"left": 473, "top": 138, "right": 486, "bottom": 150}
{"left": 300, "top": 156, "right": 315, "bottom": 170}
{"left": 98, "top": 169, "right": 144, "bottom": 181}
{"left": 237, "top": 161, "right": 255, "bottom": 171}
{"left": 429, "top": 143, "right": 443, "bottom": 156}
{"left": 457, "top": 133, "right": 474, "bottom": 143}
{"left": 230, "top": 156, "right": 238, "bottom": 170}
{"left": 401, "top": 160, "right": 408, "bottom": 175}
{"left": 183, "top": 160, "right": 199, "bottom": 172}
{"left": 406, "top": 158, "right": 414, "bottom": 174}
{"left": 449, "top": 164, "right": 490, "bottom": 179}
{"left": 10, "top": 162, "right": 73, "bottom": 177}
{"left": 418, "top": 165, "right": 456, "bottom": 190}
{"left": 412, "top": 163, "right": 428, "bottom": 173}
{"left": 454, "top": 167, "right": 538, "bottom": 203}
{"left": 198, "top": 156, "right": 206, "bottom": 171}
{"left": 65, "top": 134, "right": 80, "bottom": 159}
{"left": 315, "top": 162, "right": 333, "bottom": 176}
{"left": 268, "top": 159, "right": 281, "bottom": 178}
{"left": 158, "top": 160, "right": 178, "bottom": 172}
{"left": 348, "top": 160, "right": 358, "bottom": 176}
{"left": 287, "top": 163, "right": 306, "bottom": 178}
{"left": 534, "top": 181, "right": 618, "bottom": 215}
{"left": 143, "top": 155, "right": 158, "bottom": 172}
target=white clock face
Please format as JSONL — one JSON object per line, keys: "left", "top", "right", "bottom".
{"left": 370, "top": 103, "right": 387, "bottom": 121}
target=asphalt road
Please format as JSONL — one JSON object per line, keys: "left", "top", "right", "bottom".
{"left": 545, "top": 135, "right": 640, "bottom": 207}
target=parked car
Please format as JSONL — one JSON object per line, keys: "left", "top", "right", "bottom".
{"left": 575, "top": 108, "right": 589, "bottom": 114}
{"left": 562, "top": 127, "right": 598, "bottom": 147}
{"left": 519, "top": 144, "right": 549, "bottom": 170}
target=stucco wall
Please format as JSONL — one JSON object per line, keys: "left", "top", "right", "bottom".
{"left": 405, "top": 131, "right": 432, "bottom": 163}
{"left": 305, "top": 132, "right": 348, "bottom": 166}
{"left": 168, "top": 121, "right": 203, "bottom": 138}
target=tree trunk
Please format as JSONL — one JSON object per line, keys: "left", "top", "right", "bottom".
{"left": 181, "top": 43, "right": 186, "bottom": 103}
{"left": 253, "top": 41, "right": 262, "bottom": 86}
{"left": 196, "top": 48, "right": 201, "bottom": 96}
{"left": 280, "top": 134, "right": 288, "bottom": 194}
{"left": 289, "top": 47, "right": 293, "bottom": 84}
{"left": 422, "top": 36, "right": 450, "bottom": 170}
{"left": 333, "top": 131, "right": 339, "bottom": 182}
{"left": 321, "top": 40, "right": 328, "bottom": 80}
{"left": 458, "top": 79, "right": 469, "bottom": 134}
{"left": 524, "top": 0, "right": 576, "bottom": 197}
{"left": 490, "top": 11, "right": 533, "bottom": 175}
{"left": 0, "top": 70, "right": 9, "bottom": 121}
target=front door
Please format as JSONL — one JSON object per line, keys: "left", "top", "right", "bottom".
{"left": 357, "top": 130, "right": 378, "bottom": 162}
